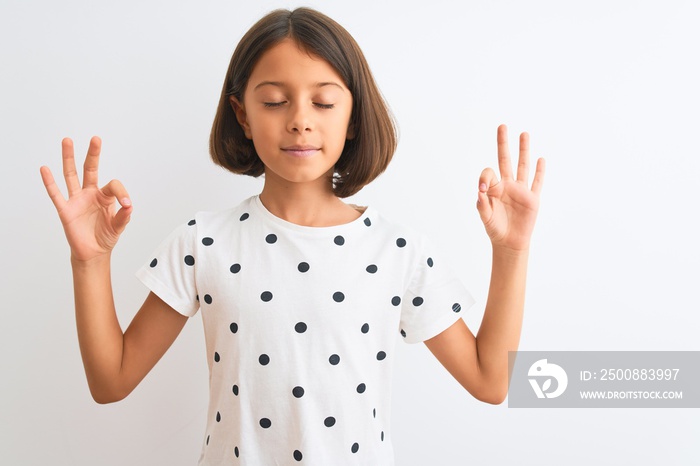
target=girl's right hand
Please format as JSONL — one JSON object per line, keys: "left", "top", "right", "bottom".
{"left": 40, "top": 137, "right": 133, "bottom": 263}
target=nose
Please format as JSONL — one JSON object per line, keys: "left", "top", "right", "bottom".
{"left": 287, "top": 103, "right": 313, "bottom": 133}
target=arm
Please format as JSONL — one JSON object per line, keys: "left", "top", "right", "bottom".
{"left": 41, "top": 137, "right": 187, "bottom": 403}
{"left": 424, "top": 125, "right": 545, "bottom": 404}
{"left": 73, "top": 256, "right": 187, "bottom": 403}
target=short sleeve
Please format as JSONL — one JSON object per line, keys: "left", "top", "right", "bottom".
{"left": 399, "top": 237, "right": 475, "bottom": 344}
{"left": 135, "top": 219, "right": 200, "bottom": 317}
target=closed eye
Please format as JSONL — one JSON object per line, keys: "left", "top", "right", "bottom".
{"left": 263, "top": 101, "right": 335, "bottom": 109}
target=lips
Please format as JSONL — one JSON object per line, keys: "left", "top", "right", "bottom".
{"left": 281, "top": 145, "right": 320, "bottom": 157}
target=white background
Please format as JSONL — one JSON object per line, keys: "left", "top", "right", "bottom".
{"left": 2, "top": 0, "right": 699, "bottom": 464}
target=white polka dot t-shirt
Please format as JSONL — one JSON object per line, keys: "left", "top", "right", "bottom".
{"left": 136, "top": 195, "right": 475, "bottom": 465}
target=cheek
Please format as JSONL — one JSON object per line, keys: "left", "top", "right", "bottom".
{"left": 247, "top": 113, "right": 278, "bottom": 141}
{"left": 341, "top": 108, "right": 354, "bottom": 137}
{"left": 329, "top": 110, "right": 353, "bottom": 136}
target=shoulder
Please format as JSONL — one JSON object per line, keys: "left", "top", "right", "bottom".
{"left": 365, "top": 208, "right": 432, "bottom": 254}
{"left": 193, "top": 196, "right": 255, "bottom": 228}
{"left": 155, "top": 197, "right": 256, "bottom": 247}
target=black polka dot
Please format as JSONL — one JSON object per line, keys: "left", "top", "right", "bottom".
{"left": 204, "top": 294, "right": 212, "bottom": 304}
{"left": 292, "top": 386, "right": 305, "bottom": 398}
{"left": 230, "top": 263, "right": 241, "bottom": 274}
{"left": 202, "top": 237, "right": 214, "bottom": 246}
{"left": 230, "top": 323, "right": 238, "bottom": 333}
{"left": 188, "top": 219, "right": 196, "bottom": 226}
{"left": 240, "top": 213, "right": 249, "bottom": 221}
{"left": 381, "top": 431, "right": 385, "bottom": 441}
{"left": 427, "top": 257, "right": 434, "bottom": 267}
{"left": 149, "top": 258, "right": 157, "bottom": 268}
{"left": 377, "top": 351, "right": 387, "bottom": 361}
{"left": 400, "top": 329, "right": 406, "bottom": 338}
{"left": 357, "top": 383, "right": 366, "bottom": 393}
{"left": 412, "top": 297, "right": 424, "bottom": 306}
{"left": 351, "top": 443, "right": 359, "bottom": 453}
{"left": 260, "top": 418, "right": 272, "bottom": 429}
{"left": 295, "top": 322, "right": 307, "bottom": 333}
{"left": 298, "top": 262, "right": 310, "bottom": 273}
{"left": 266, "top": 234, "right": 277, "bottom": 244}
{"left": 334, "top": 235, "right": 345, "bottom": 246}
{"left": 452, "top": 303, "right": 462, "bottom": 313}
{"left": 293, "top": 450, "right": 303, "bottom": 461}
{"left": 364, "top": 218, "right": 371, "bottom": 227}
{"left": 329, "top": 354, "right": 340, "bottom": 365}
{"left": 261, "top": 291, "right": 273, "bottom": 302}
{"left": 232, "top": 384, "right": 239, "bottom": 396}
{"left": 391, "top": 296, "right": 401, "bottom": 306}
{"left": 184, "top": 255, "right": 195, "bottom": 266}
{"left": 214, "top": 352, "right": 220, "bottom": 363}
{"left": 206, "top": 435, "right": 209, "bottom": 445}
{"left": 196, "top": 295, "right": 199, "bottom": 301}
{"left": 216, "top": 411, "right": 221, "bottom": 422}
{"left": 366, "top": 264, "right": 378, "bottom": 274}
{"left": 396, "top": 238, "right": 407, "bottom": 248}
{"left": 373, "top": 408, "right": 376, "bottom": 418}
{"left": 259, "top": 354, "right": 270, "bottom": 365}
{"left": 324, "top": 417, "right": 336, "bottom": 427}
{"left": 333, "top": 291, "right": 345, "bottom": 303}
{"left": 361, "top": 323, "right": 369, "bottom": 334}
{"left": 234, "top": 446, "right": 239, "bottom": 457}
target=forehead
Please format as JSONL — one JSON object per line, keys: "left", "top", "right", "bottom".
{"left": 248, "top": 38, "right": 347, "bottom": 90}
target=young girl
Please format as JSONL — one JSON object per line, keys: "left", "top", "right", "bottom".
{"left": 40, "top": 7, "right": 544, "bottom": 465}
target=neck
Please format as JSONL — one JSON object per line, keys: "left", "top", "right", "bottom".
{"left": 259, "top": 171, "right": 360, "bottom": 227}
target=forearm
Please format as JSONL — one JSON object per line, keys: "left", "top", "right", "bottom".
{"left": 475, "top": 246, "right": 529, "bottom": 396}
{"left": 71, "top": 254, "right": 126, "bottom": 402}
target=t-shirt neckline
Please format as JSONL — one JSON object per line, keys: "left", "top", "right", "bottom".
{"left": 250, "top": 195, "right": 373, "bottom": 235}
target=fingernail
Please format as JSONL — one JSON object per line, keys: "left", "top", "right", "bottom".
{"left": 479, "top": 183, "right": 487, "bottom": 191}
{"left": 122, "top": 198, "right": 132, "bottom": 206}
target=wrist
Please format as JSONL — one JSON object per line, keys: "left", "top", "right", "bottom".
{"left": 492, "top": 244, "right": 530, "bottom": 259}
{"left": 71, "top": 252, "right": 112, "bottom": 270}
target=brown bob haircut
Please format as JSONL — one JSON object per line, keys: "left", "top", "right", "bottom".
{"left": 209, "top": 7, "right": 397, "bottom": 198}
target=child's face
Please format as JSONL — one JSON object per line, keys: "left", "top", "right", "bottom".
{"left": 231, "top": 38, "right": 354, "bottom": 190}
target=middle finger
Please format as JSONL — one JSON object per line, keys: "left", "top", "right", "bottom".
{"left": 82, "top": 136, "right": 102, "bottom": 188}
{"left": 497, "top": 124, "right": 514, "bottom": 181}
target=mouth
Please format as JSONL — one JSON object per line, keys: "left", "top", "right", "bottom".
{"left": 281, "top": 145, "right": 320, "bottom": 157}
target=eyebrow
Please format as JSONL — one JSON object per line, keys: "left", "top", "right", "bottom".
{"left": 253, "top": 81, "right": 345, "bottom": 91}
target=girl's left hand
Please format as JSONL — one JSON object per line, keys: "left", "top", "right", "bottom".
{"left": 476, "top": 124, "right": 546, "bottom": 252}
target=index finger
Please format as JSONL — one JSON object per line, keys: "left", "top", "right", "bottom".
{"left": 497, "top": 124, "right": 514, "bottom": 181}
{"left": 82, "top": 136, "right": 102, "bottom": 188}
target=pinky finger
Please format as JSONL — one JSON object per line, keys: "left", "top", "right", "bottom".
{"left": 40, "top": 166, "right": 66, "bottom": 210}
{"left": 531, "top": 158, "right": 546, "bottom": 195}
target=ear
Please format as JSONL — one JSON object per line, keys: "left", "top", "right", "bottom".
{"left": 229, "top": 96, "right": 252, "bottom": 139}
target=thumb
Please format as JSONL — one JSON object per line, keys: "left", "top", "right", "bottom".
{"left": 113, "top": 201, "right": 133, "bottom": 235}
{"left": 476, "top": 167, "right": 497, "bottom": 224}
{"left": 101, "top": 179, "right": 133, "bottom": 234}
